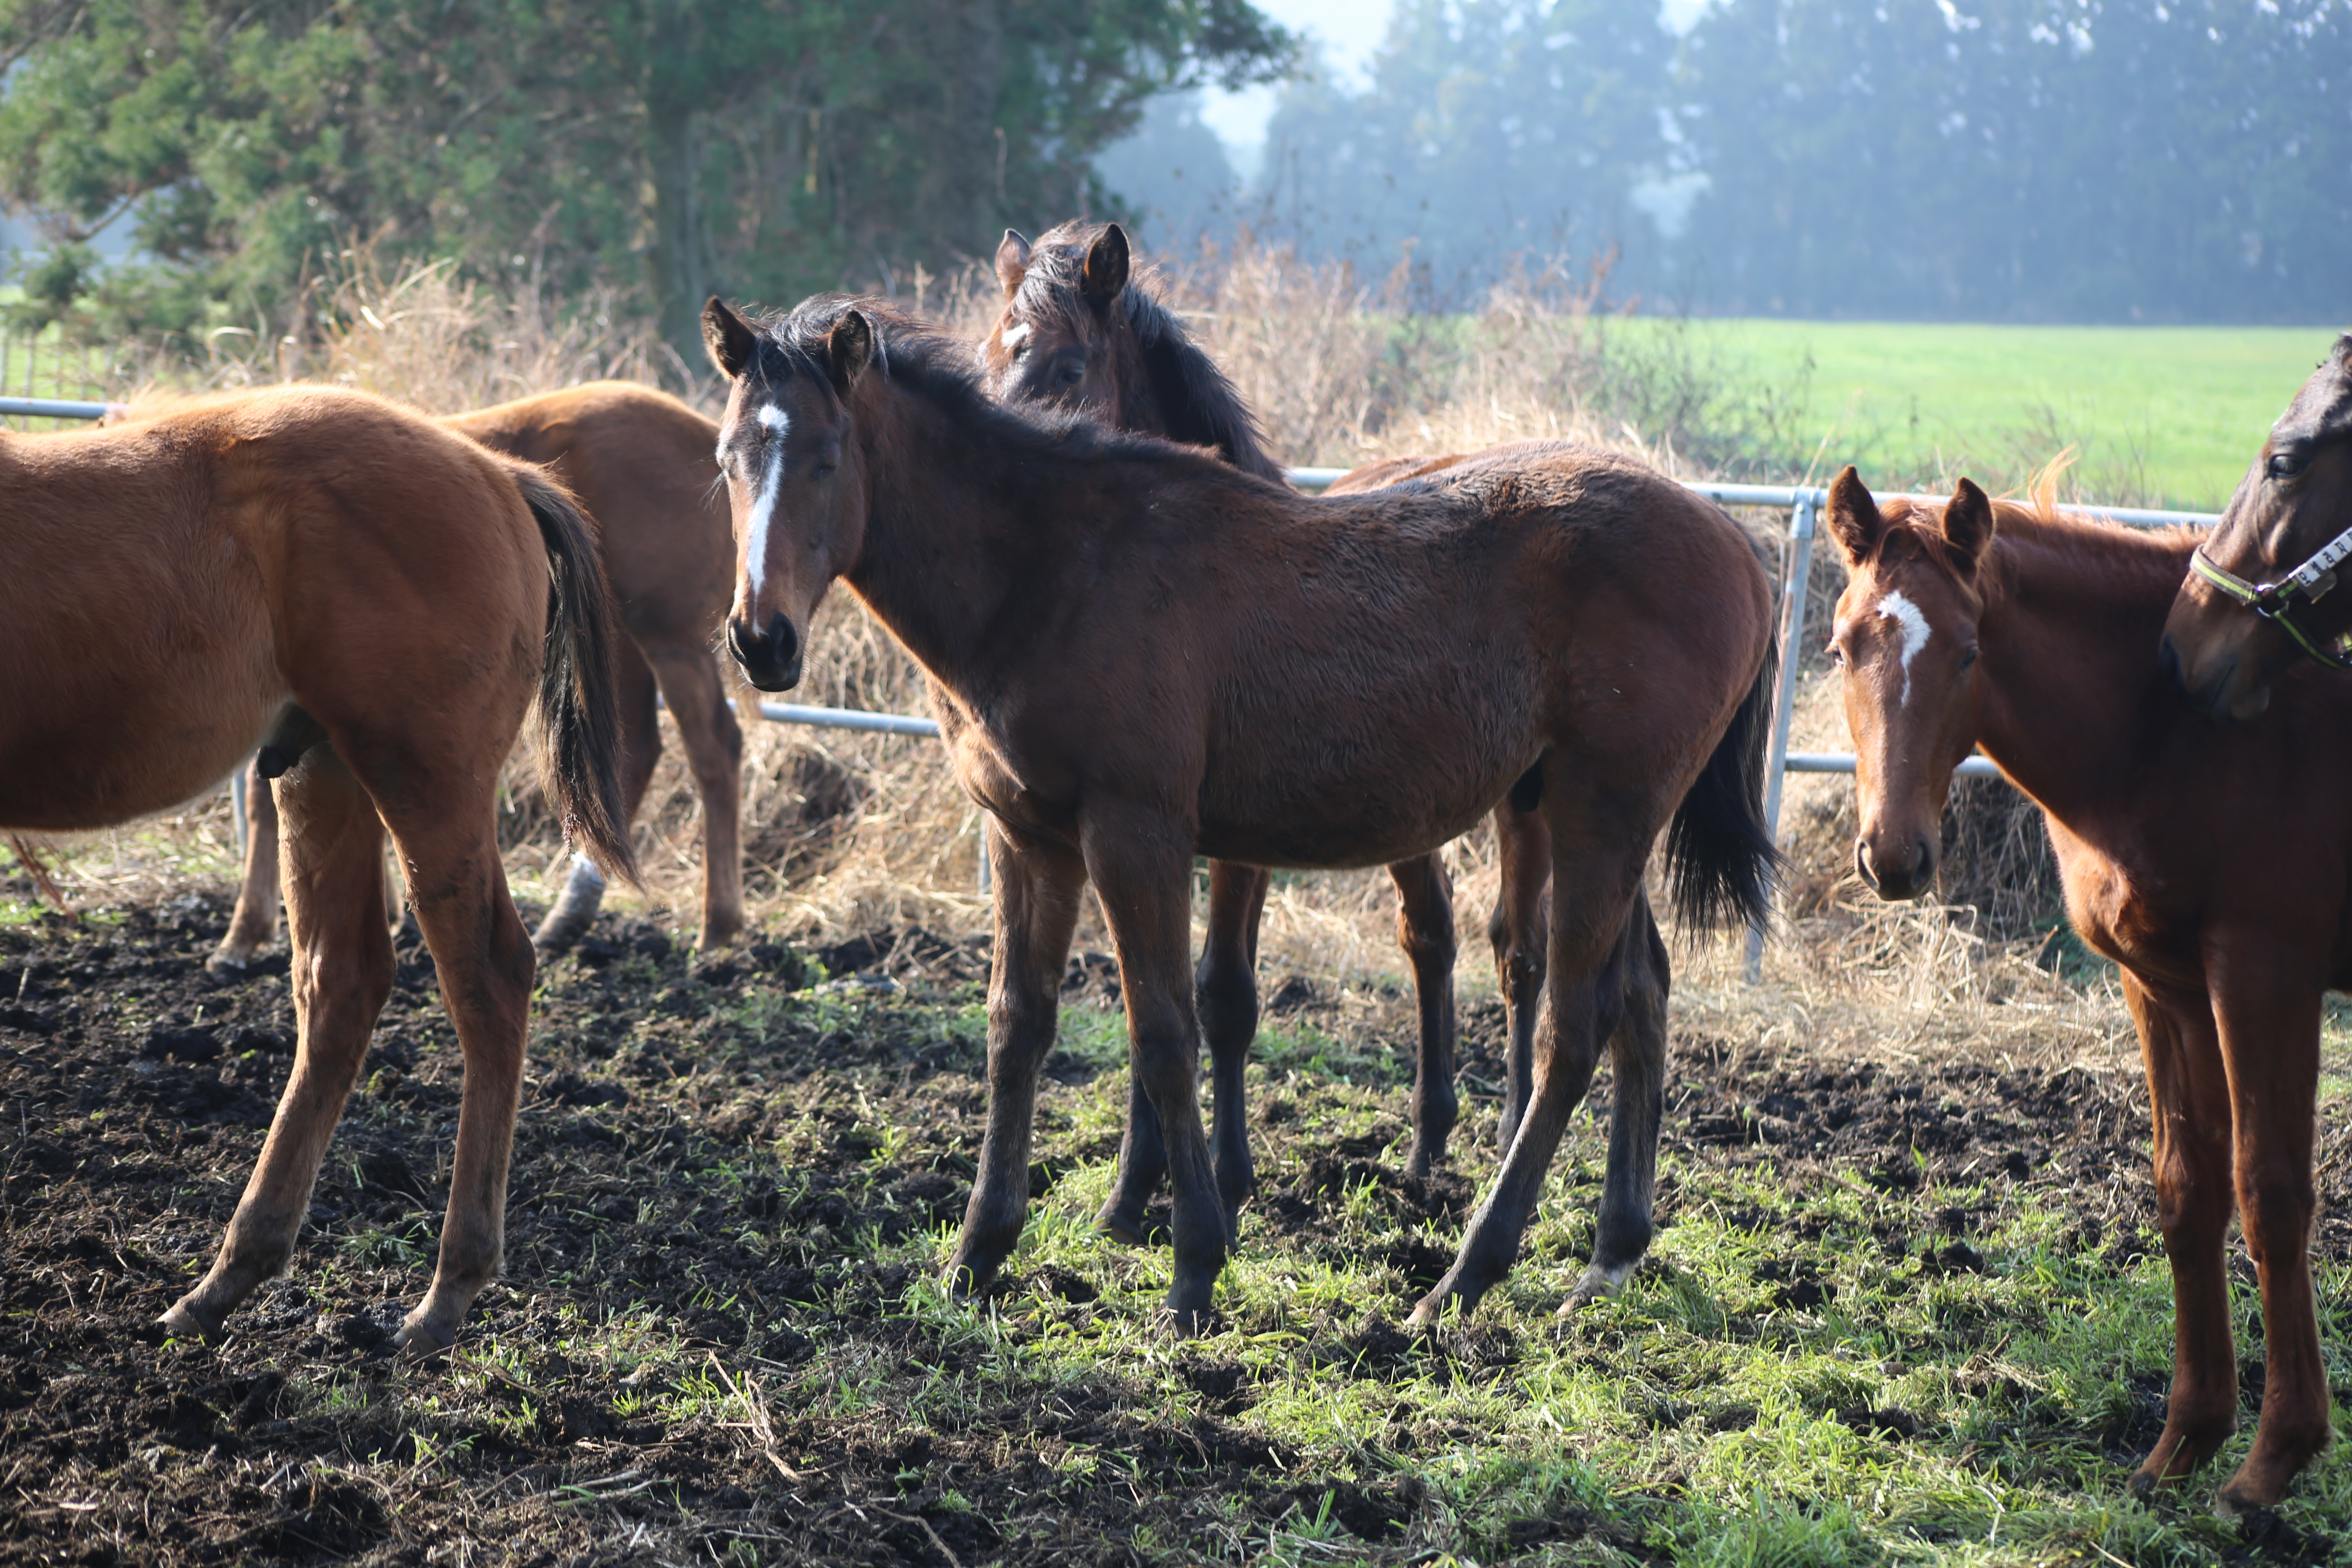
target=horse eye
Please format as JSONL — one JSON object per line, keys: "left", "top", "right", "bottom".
{"left": 810, "top": 462, "right": 836, "bottom": 480}
{"left": 1055, "top": 359, "right": 1086, "bottom": 387}
{"left": 1958, "top": 646, "right": 1980, "bottom": 672}
{"left": 1827, "top": 644, "right": 1846, "bottom": 668}
{"left": 2268, "top": 450, "right": 2306, "bottom": 480}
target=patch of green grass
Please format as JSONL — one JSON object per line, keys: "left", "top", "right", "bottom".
{"left": 1621, "top": 318, "right": 2342, "bottom": 510}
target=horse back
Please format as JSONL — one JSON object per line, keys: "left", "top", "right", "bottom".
{"left": 445, "top": 382, "right": 730, "bottom": 640}
{"left": 0, "top": 388, "right": 549, "bottom": 829}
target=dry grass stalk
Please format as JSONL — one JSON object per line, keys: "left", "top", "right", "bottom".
{"left": 27, "top": 243, "right": 2123, "bottom": 1060}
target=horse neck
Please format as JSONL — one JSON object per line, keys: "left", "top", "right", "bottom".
{"left": 1971, "top": 520, "right": 2191, "bottom": 820}
{"left": 842, "top": 378, "right": 1086, "bottom": 685}
{"left": 1125, "top": 303, "right": 1286, "bottom": 483}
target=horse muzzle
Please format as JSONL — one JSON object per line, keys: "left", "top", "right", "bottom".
{"left": 727, "top": 612, "right": 804, "bottom": 692}
{"left": 1856, "top": 831, "right": 1937, "bottom": 902}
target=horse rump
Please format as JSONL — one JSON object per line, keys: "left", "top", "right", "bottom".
{"left": 1662, "top": 631, "right": 1781, "bottom": 933}
{"left": 508, "top": 462, "right": 638, "bottom": 884}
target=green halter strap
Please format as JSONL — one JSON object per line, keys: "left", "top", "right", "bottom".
{"left": 2190, "top": 531, "right": 2352, "bottom": 671}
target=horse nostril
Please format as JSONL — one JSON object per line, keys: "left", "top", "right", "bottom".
{"left": 2158, "top": 632, "right": 2184, "bottom": 693}
{"left": 764, "top": 613, "right": 800, "bottom": 670}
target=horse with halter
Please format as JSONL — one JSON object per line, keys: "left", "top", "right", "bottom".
{"left": 1, "top": 386, "right": 636, "bottom": 1352}
{"left": 1827, "top": 468, "right": 2352, "bottom": 1510}
{"left": 198, "top": 382, "right": 744, "bottom": 965}
{"left": 2163, "top": 334, "right": 2352, "bottom": 719}
{"left": 981, "top": 220, "right": 1673, "bottom": 1303}
{"left": 699, "top": 293, "right": 1775, "bottom": 1327}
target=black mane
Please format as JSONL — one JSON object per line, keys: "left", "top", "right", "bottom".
{"left": 760, "top": 294, "right": 1260, "bottom": 487}
{"left": 1011, "top": 221, "right": 1286, "bottom": 483}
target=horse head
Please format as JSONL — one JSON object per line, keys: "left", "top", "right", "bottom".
{"left": 2161, "top": 335, "right": 2352, "bottom": 720}
{"left": 981, "top": 221, "right": 1135, "bottom": 424}
{"left": 702, "top": 295, "right": 875, "bottom": 692}
{"left": 1826, "top": 468, "right": 1997, "bottom": 901}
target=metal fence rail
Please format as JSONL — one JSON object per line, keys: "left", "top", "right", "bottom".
{"left": 24, "top": 392, "right": 2221, "bottom": 950}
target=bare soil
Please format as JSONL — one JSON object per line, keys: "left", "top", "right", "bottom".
{"left": 0, "top": 892, "right": 2313, "bottom": 1565}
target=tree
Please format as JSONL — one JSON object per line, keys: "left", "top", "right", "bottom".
{"left": 0, "top": 0, "right": 1295, "bottom": 352}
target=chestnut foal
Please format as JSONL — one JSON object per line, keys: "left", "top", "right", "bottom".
{"left": 2, "top": 387, "right": 634, "bottom": 1351}
{"left": 982, "top": 225, "right": 1664, "bottom": 1269}
{"left": 701, "top": 296, "right": 1774, "bottom": 1326}
{"left": 1829, "top": 468, "right": 2352, "bottom": 1509}
{"left": 2164, "top": 333, "right": 2352, "bottom": 719}
{"left": 209, "top": 382, "right": 742, "bottom": 965}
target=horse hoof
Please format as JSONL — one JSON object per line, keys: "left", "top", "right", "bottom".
{"left": 394, "top": 1314, "right": 458, "bottom": 1359}
{"left": 1094, "top": 1209, "right": 1147, "bottom": 1247}
{"left": 1559, "top": 1261, "right": 1635, "bottom": 1313}
{"left": 158, "top": 1298, "right": 225, "bottom": 1344}
{"left": 203, "top": 949, "right": 256, "bottom": 977}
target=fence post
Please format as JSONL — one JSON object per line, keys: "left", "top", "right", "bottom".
{"left": 1746, "top": 490, "right": 1817, "bottom": 982}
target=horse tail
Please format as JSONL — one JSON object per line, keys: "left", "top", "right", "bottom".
{"left": 510, "top": 463, "right": 639, "bottom": 886}
{"left": 1662, "top": 630, "right": 1781, "bottom": 933}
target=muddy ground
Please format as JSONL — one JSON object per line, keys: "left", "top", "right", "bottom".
{"left": 0, "top": 892, "right": 2332, "bottom": 1565}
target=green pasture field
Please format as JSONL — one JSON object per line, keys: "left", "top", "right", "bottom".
{"left": 1637, "top": 319, "right": 2345, "bottom": 512}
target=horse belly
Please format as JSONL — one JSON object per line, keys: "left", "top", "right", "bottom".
{"left": 1194, "top": 709, "right": 1535, "bottom": 870}
{"left": 0, "top": 643, "right": 281, "bottom": 832}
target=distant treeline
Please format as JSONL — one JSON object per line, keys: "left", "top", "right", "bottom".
{"left": 0, "top": 0, "right": 1292, "bottom": 353}
{"left": 1164, "top": 0, "right": 2352, "bottom": 324}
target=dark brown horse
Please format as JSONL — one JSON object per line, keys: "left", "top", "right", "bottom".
{"left": 208, "top": 381, "right": 742, "bottom": 965}
{"left": 1829, "top": 468, "right": 2352, "bottom": 1509}
{"left": 2163, "top": 333, "right": 2352, "bottom": 719}
{"left": 1, "top": 386, "right": 635, "bottom": 1351}
{"left": 982, "top": 222, "right": 1671, "bottom": 1303}
{"left": 700, "top": 294, "right": 1775, "bottom": 1326}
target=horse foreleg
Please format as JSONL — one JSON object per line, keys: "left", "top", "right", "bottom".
{"left": 384, "top": 811, "right": 538, "bottom": 1353}
{"left": 646, "top": 647, "right": 745, "bottom": 949}
{"left": 2121, "top": 975, "right": 2241, "bottom": 1496}
{"left": 1412, "top": 824, "right": 1641, "bottom": 1327}
{"left": 1564, "top": 889, "right": 1669, "bottom": 1307}
{"left": 533, "top": 645, "right": 659, "bottom": 954}
{"left": 207, "top": 755, "right": 282, "bottom": 973}
{"left": 947, "top": 818, "right": 1085, "bottom": 1299}
{"left": 2207, "top": 952, "right": 2330, "bottom": 1511}
{"left": 164, "top": 753, "right": 393, "bottom": 1340}
{"left": 1488, "top": 802, "right": 1550, "bottom": 1152}
{"left": 1086, "top": 815, "right": 1229, "bottom": 1330}
{"left": 1389, "top": 853, "right": 1459, "bottom": 1178}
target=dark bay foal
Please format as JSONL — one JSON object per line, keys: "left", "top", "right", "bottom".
{"left": 984, "top": 223, "right": 1660, "bottom": 1261}
{"left": 700, "top": 295, "right": 1775, "bottom": 1325}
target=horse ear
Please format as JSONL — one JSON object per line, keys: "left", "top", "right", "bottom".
{"left": 996, "top": 230, "right": 1031, "bottom": 298}
{"left": 1941, "top": 477, "right": 1997, "bottom": 571}
{"left": 702, "top": 297, "right": 758, "bottom": 381}
{"left": 1082, "top": 223, "right": 1130, "bottom": 307}
{"left": 1825, "top": 466, "right": 1884, "bottom": 566}
{"left": 824, "top": 309, "right": 875, "bottom": 396}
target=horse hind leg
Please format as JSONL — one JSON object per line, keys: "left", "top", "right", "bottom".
{"left": 533, "top": 645, "right": 659, "bottom": 954}
{"left": 1388, "top": 852, "right": 1459, "bottom": 1178}
{"left": 165, "top": 751, "right": 394, "bottom": 1339}
{"left": 1563, "top": 889, "right": 1668, "bottom": 1308}
{"left": 378, "top": 793, "right": 541, "bottom": 1352}
{"left": 1488, "top": 791, "right": 1550, "bottom": 1152}
{"left": 208, "top": 755, "right": 283, "bottom": 973}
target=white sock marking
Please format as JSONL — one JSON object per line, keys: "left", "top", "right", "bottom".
{"left": 743, "top": 403, "right": 791, "bottom": 593}
{"left": 1876, "top": 589, "right": 1931, "bottom": 706}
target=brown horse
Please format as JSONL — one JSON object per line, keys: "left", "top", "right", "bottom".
{"left": 982, "top": 222, "right": 1672, "bottom": 1303}
{"left": 2163, "top": 333, "right": 2352, "bottom": 719}
{"left": 700, "top": 294, "right": 1775, "bottom": 1326}
{"left": 1828, "top": 468, "right": 2352, "bottom": 1509}
{"left": 209, "top": 381, "right": 742, "bottom": 965}
{"left": 1, "top": 386, "right": 635, "bottom": 1351}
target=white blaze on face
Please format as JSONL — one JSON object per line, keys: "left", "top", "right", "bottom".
{"left": 999, "top": 321, "right": 1030, "bottom": 351}
{"left": 742, "top": 402, "right": 791, "bottom": 596}
{"left": 1875, "top": 589, "right": 1932, "bottom": 706}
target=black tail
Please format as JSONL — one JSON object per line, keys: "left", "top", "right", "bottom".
{"left": 511, "top": 464, "right": 638, "bottom": 885}
{"left": 1663, "top": 632, "right": 1781, "bottom": 933}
